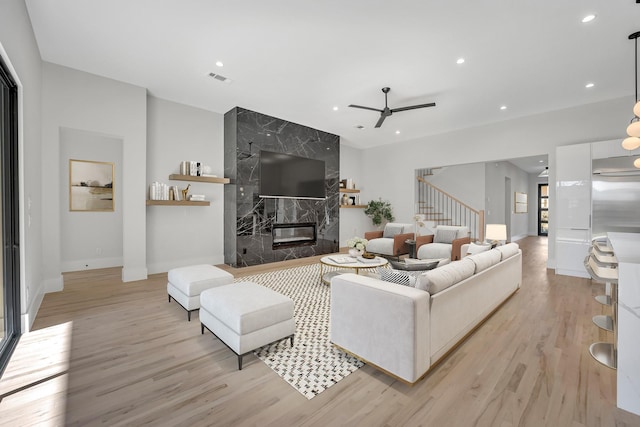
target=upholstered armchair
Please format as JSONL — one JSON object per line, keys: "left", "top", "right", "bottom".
{"left": 364, "top": 222, "right": 414, "bottom": 259}
{"left": 416, "top": 225, "right": 471, "bottom": 261}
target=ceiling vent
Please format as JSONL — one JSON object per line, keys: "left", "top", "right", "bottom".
{"left": 208, "top": 72, "right": 232, "bottom": 84}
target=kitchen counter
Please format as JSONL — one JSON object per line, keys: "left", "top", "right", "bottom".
{"left": 607, "top": 232, "right": 640, "bottom": 416}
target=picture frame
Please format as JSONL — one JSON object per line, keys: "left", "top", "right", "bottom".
{"left": 514, "top": 191, "right": 527, "bottom": 214}
{"left": 69, "top": 159, "right": 115, "bottom": 211}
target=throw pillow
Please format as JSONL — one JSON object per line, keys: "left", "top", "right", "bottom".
{"left": 434, "top": 228, "right": 458, "bottom": 244}
{"left": 383, "top": 224, "right": 404, "bottom": 239}
{"left": 466, "top": 242, "right": 491, "bottom": 256}
{"left": 377, "top": 268, "right": 417, "bottom": 287}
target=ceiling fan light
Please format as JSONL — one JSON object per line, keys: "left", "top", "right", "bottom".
{"left": 634, "top": 100, "right": 640, "bottom": 117}
{"left": 634, "top": 157, "right": 640, "bottom": 169}
{"left": 622, "top": 136, "right": 640, "bottom": 150}
{"left": 628, "top": 120, "right": 640, "bottom": 137}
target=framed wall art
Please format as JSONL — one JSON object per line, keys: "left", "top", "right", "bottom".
{"left": 514, "top": 191, "right": 528, "bottom": 214}
{"left": 69, "top": 159, "right": 114, "bottom": 211}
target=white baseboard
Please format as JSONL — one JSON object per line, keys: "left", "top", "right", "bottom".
{"left": 22, "top": 284, "right": 45, "bottom": 332}
{"left": 511, "top": 234, "right": 528, "bottom": 242}
{"left": 61, "top": 256, "right": 123, "bottom": 273}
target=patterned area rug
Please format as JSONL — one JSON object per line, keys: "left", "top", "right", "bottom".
{"left": 236, "top": 264, "right": 364, "bottom": 399}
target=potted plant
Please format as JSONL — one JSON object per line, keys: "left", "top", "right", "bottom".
{"left": 364, "top": 198, "right": 395, "bottom": 227}
{"left": 346, "top": 237, "right": 368, "bottom": 257}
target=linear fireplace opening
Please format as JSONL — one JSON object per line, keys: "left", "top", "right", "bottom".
{"left": 272, "top": 222, "right": 317, "bottom": 249}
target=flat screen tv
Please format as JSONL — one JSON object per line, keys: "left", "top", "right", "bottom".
{"left": 259, "top": 150, "right": 326, "bottom": 200}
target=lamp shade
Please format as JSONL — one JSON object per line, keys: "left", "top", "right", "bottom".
{"left": 622, "top": 136, "right": 640, "bottom": 150}
{"left": 628, "top": 120, "right": 640, "bottom": 137}
{"left": 485, "top": 224, "right": 507, "bottom": 242}
{"left": 635, "top": 100, "right": 640, "bottom": 118}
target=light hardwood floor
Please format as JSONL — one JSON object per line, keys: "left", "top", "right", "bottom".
{"left": 1, "top": 236, "right": 639, "bottom": 426}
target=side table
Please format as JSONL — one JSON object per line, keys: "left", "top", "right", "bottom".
{"left": 405, "top": 239, "right": 416, "bottom": 259}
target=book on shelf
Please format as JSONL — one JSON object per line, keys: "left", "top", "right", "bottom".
{"left": 189, "top": 194, "right": 206, "bottom": 201}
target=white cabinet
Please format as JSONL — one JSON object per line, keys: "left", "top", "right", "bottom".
{"left": 555, "top": 144, "right": 591, "bottom": 278}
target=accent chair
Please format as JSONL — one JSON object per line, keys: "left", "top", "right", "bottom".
{"left": 364, "top": 222, "right": 414, "bottom": 259}
{"left": 415, "top": 225, "right": 471, "bottom": 261}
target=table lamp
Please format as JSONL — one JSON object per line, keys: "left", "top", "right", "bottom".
{"left": 485, "top": 224, "right": 507, "bottom": 248}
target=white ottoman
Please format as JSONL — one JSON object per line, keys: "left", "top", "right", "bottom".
{"left": 200, "top": 282, "right": 295, "bottom": 370}
{"left": 167, "top": 264, "right": 234, "bottom": 321}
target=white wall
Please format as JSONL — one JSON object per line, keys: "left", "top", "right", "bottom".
{"left": 146, "top": 96, "right": 225, "bottom": 273}
{"left": 363, "top": 96, "right": 630, "bottom": 268}
{"left": 419, "top": 162, "right": 486, "bottom": 212}
{"left": 42, "top": 62, "right": 147, "bottom": 286}
{"left": 339, "top": 144, "right": 370, "bottom": 245}
{"left": 0, "top": 0, "right": 44, "bottom": 330}
{"left": 485, "top": 161, "right": 530, "bottom": 241}
{"left": 60, "top": 128, "right": 123, "bottom": 271}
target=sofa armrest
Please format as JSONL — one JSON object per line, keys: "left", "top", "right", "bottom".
{"left": 364, "top": 230, "right": 383, "bottom": 240}
{"left": 393, "top": 232, "right": 415, "bottom": 256}
{"left": 415, "top": 234, "right": 434, "bottom": 252}
{"left": 451, "top": 236, "right": 471, "bottom": 261}
{"left": 330, "top": 273, "right": 431, "bottom": 384}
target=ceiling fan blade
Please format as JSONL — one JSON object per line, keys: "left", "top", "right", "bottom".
{"left": 375, "top": 113, "right": 388, "bottom": 128}
{"left": 348, "top": 104, "right": 384, "bottom": 113}
{"left": 391, "top": 102, "right": 436, "bottom": 113}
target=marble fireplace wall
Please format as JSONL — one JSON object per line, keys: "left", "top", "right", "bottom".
{"left": 224, "top": 107, "right": 340, "bottom": 267}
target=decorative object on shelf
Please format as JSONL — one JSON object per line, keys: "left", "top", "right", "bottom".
{"left": 181, "top": 184, "right": 191, "bottom": 201}
{"left": 341, "top": 193, "right": 349, "bottom": 205}
{"left": 69, "top": 159, "right": 114, "bottom": 212}
{"left": 485, "top": 223, "right": 507, "bottom": 247}
{"left": 346, "top": 236, "right": 368, "bottom": 257}
{"left": 348, "top": 196, "right": 355, "bottom": 205}
{"left": 364, "top": 198, "right": 395, "bottom": 227}
{"left": 621, "top": 30, "right": 640, "bottom": 156}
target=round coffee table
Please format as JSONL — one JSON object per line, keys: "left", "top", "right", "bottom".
{"left": 319, "top": 255, "right": 389, "bottom": 285}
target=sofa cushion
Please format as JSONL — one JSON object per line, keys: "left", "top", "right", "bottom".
{"left": 417, "top": 242, "right": 452, "bottom": 260}
{"left": 433, "top": 228, "right": 458, "bottom": 244}
{"left": 415, "top": 258, "right": 475, "bottom": 294}
{"left": 377, "top": 268, "right": 417, "bottom": 287}
{"left": 496, "top": 242, "right": 520, "bottom": 260}
{"left": 467, "top": 249, "right": 502, "bottom": 273}
{"left": 366, "top": 238, "right": 394, "bottom": 255}
{"left": 383, "top": 223, "right": 405, "bottom": 238}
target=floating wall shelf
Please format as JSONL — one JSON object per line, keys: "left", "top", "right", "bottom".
{"left": 169, "top": 174, "right": 230, "bottom": 184}
{"left": 146, "top": 200, "right": 210, "bottom": 206}
{"left": 340, "top": 205, "right": 366, "bottom": 209}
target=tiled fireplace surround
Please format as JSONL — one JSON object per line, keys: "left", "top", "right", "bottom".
{"left": 224, "top": 107, "right": 340, "bottom": 267}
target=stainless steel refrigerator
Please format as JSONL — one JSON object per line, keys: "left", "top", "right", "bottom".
{"left": 592, "top": 156, "right": 640, "bottom": 236}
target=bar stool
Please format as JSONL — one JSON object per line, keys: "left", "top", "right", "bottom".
{"left": 591, "top": 237, "right": 617, "bottom": 306}
{"left": 584, "top": 253, "right": 618, "bottom": 369}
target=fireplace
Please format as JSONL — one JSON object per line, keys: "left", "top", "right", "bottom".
{"left": 272, "top": 222, "right": 317, "bottom": 249}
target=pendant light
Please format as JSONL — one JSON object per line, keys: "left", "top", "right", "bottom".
{"left": 623, "top": 31, "right": 640, "bottom": 151}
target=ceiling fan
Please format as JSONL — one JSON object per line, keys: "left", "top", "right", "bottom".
{"left": 348, "top": 87, "right": 436, "bottom": 128}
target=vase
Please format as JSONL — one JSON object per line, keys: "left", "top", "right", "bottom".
{"left": 349, "top": 248, "right": 363, "bottom": 258}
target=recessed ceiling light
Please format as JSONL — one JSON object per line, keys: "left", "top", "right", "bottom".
{"left": 582, "top": 14, "right": 596, "bottom": 23}
{"left": 215, "top": 61, "right": 224, "bottom": 67}
{"left": 500, "top": 105, "right": 507, "bottom": 110}
{"left": 539, "top": 160, "right": 544, "bottom": 163}
{"left": 395, "top": 130, "right": 401, "bottom": 135}
{"left": 333, "top": 106, "right": 339, "bottom": 111}
{"left": 585, "top": 82, "right": 595, "bottom": 88}
{"left": 456, "top": 58, "right": 465, "bottom": 64}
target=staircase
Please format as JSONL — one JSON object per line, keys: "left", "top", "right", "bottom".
{"left": 416, "top": 174, "right": 485, "bottom": 241}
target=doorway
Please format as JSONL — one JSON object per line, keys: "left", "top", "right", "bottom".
{"left": 0, "top": 54, "right": 20, "bottom": 377}
{"left": 504, "top": 177, "right": 511, "bottom": 240}
{"left": 538, "top": 183, "right": 549, "bottom": 236}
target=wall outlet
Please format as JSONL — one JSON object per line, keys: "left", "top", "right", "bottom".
{"left": 96, "top": 247, "right": 102, "bottom": 255}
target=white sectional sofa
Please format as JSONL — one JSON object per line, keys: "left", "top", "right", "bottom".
{"left": 330, "top": 243, "right": 522, "bottom": 384}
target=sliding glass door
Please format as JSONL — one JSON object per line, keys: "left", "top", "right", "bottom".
{"left": 0, "top": 55, "right": 20, "bottom": 377}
